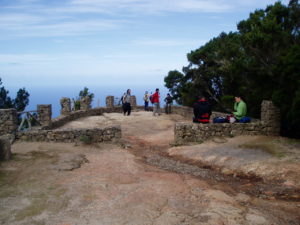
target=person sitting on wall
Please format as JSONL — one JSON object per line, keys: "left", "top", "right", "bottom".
{"left": 232, "top": 95, "right": 248, "bottom": 122}
{"left": 193, "top": 96, "right": 211, "bottom": 123}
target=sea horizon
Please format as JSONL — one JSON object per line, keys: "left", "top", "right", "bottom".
{"left": 5, "top": 84, "right": 169, "bottom": 118}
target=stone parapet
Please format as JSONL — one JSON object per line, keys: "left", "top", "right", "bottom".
{"left": 0, "top": 136, "right": 12, "bottom": 161}
{"left": 106, "top": 96, "right": 114, "bottom": 108}
{"left": 261, "top": 100, "right": 280, "bottom": 135}
{"left": 60, "top": 97, "right": 71, "bottom": 115}
{"left": 130, "top": 95, "right": 137, "bottom": 108}
{"left": 172, "top": 106, "right": 194, "bottom": 118}
{"left": 50, "top": 107, "right": 123, "bottom": 129}
{"left": 0, "top": 109, "right": 17, "bottom": 136}
{"left": 80, "top": 96, "right": 91, "bottom": 110}
{"left": 174, "top": 122, "right": 267, "bottom": 144}
{"left": 16, "top": 125, "right": 121, "bottom": 143}
{"left": 38, "top": 104, "right": 52, "bottom": 127}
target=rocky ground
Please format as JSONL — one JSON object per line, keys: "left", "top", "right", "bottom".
{"left": 0, "top": 111, "right": 299, "bottom": 225}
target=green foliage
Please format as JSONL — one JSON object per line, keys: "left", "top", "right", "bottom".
{"left": 0, "top": 78, "right": 30, "bottom": 111}
{"left": 13, "top": 88, "right": 30, "bottom": 111}
{"left": 80, "top": 135, "right": 92, "bottom": 145}
{"left": 74, "top": 99, "right": 81, "bottom": 111}
{"left": 164, "top": 0, "right": 300, "bottom": 137}
{"left": 79, "top": 87, "right": 94, "bottom": 102}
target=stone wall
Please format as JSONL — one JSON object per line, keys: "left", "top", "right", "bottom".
{"left": 60, "top": 97, "right": 71, "bottom": 115}
{"left": 0, "top": 109, "right": 17, "bottom": 136}
{"left": 174, "top": 101, "right": 281, "bottom": 144}
{"left": 16, "top": 125, "right": 121, "bottom": 143}
{"left": 38, "top": 104, "right": 52, "bottom": 127}
{"left": 130, "top": 96, "right": 137, "bottom": 108}
{"left": 172, "top": 106, "right": 194, "bottom": 119}
{"left": 50, "top": 107, "right": 123, "bottom": 129}
{"left": 80, "top": 96, "right": 91, "bottom": 110}
{"left": 0, "top": 136, "right": 12, "bottom": 161}
{"left": 106, "top": 96, "right": 114, "bottom": 108}
{"left": 261, "top": 100, "right": 281, "bottom": 136}
{"left": 174, "top": 122, "right": 267, "bottom": 144}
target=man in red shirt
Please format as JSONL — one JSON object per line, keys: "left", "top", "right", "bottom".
{"left": 152, "top": 88, "right": 160, "bottom": 116}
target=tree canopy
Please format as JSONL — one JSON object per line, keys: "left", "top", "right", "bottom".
{"left": 164, "top": 0, "right": 300, "bottom": 137}
{"left": 0, "top": 78, "right": 30, "bottom": 112}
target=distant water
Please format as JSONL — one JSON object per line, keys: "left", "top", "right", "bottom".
{"left": 7, "top": 85, "right": 169, "bottom": 118}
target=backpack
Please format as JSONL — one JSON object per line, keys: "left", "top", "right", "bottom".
{"left": 143, "top": 94, "right": 148, "bottom": 102}
{"left": 149, "top": 95, "right": 154, "bottom": 104}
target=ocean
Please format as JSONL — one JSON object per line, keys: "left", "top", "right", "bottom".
{"left": 6, "top": 85, "right": 169, "bottom": 118}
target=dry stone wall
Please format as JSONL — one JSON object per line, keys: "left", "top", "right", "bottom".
{"left": 38, "top": 104, "right": 52, "bottom": 127}
{"left": 174, "top": 101, "right": 281, "bottom": 144}
{"left": 50, "top": 107, "right": 123, "bottom": 129}
{"left": 261, "top": 100, "right": 281, "bottom": 136}
{"left": 174, "top": 122, "right": 266, "bottom": 144}
{"left": 106, "top": 96, "right": 114, "bottom": 108}
{"left": 60, "top": 97, "right": 71, "bottom": 115}
{"left": 130, "top": 96, "right": 137, "bottom": 108}
{"left": 0, "top": 109, "right": 18, "bottom": 136}
{"left": 16, "top": 126, "right": 121, "bottom": 143}
{"left": 80, "top": 96, "right": 91, "bottom": 110}
{"left": 0, "top": 136, "right": 12, "bottom": 161}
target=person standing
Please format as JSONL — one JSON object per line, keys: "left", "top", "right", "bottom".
{"left": 164, "top": 93, "right": 173, "bottom": 114}
{"left": 152, "top": 88, "right": 160, "bottom": 116}
{"left": 143, "top": 91, "right": 150, "bottom": 111}
{"left": 122, "top": 89, "right": 132, "bottom": 116}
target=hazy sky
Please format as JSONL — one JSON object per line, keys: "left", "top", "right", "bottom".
{"left": 1, "top": 0, "right": 287, "bottom": 88}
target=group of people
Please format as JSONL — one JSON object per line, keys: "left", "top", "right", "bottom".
{"left": 120, "top": 89, "right": 248, "bottom": 123}
{"left": 193, "top": 95, "right": 248, "bottom": 123}
{"left": 120, "top": 88, "right": 173, "bottom": 116}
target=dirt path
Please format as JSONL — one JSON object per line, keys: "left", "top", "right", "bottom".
{"left": 1, "top": 112, "right": 299, "bottom": 225}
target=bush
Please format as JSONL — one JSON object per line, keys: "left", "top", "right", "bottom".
{"left": 79, "top": 135, "right": 93, "bottom": 145}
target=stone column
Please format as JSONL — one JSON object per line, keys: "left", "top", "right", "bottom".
{"left": 60, "top": 97, "right": 71, "bottom": 115}
{"left": 130, "top": 95, "right": 137, "bottom": 109}
{"left": 38, "top": 104, "right": 52, "bottom": 127}
{"left": 0, "top": 137, "right": 11, "bottom": 161}
{"left": 106, "top": 96, "right": 114, "bottom": 108}
{"left": 80, "top": 96, "right": 91, "bottom": 110}
{"left": 261, "top": 100, "right": 280, "bottom": 135}
{"left": 0, "top": 109, "right": 17, "bottom": 136}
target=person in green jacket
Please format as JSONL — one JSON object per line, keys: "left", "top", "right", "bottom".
{"left": 233, "top": 96, "right": 247, "bottom": 120}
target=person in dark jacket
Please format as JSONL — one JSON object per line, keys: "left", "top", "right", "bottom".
{"left": 193, "top": 96, "right": 212, "bottom": 123}
{"left": 122, "top": 89, "right": 131, "bottom": 116}
{"left": 164, "top": 93, "right": 173, "bottom": 114}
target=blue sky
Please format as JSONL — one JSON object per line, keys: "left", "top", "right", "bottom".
{"left": 1, "top": 0, "right": 288, "bottom": 89}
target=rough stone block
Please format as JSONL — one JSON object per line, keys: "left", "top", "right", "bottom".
{"left": 0, "top": 137, "right": 12, "bottom": 161}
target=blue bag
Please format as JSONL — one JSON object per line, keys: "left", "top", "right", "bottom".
{"left": 238, "top": 116, "right": 251, "bottom": 123}
{"left": 213, "top": 116, "right": 228, "bottom": 123}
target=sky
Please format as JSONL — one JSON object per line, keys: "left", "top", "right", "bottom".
{"left": 0, "top": 0, "right": 289, "bottom": 89}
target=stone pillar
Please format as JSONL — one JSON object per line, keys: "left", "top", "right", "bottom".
{"left": 261, "top": 100, "right": 280, "bottom": 135}
{"left": 60, "top": 97, "right": 71, "bottom": 115}
{"left": 130, "top": 95, "right": 137, "bottom": 109}
{"left": 106, "top": 96, "right": 114, "bottom": 108}
{"left": 0, "top": 137, "right": 11, "bottom": 161}
{"left": 80, "top": 96, "right": 91, "bottom": 110}
{"left": 38, "top": 104, "right": 52, "bottom": 127}
{"left": 0, "top": 109, "right": 17, "bottom": 136}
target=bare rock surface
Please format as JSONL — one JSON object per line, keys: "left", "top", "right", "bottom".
{"left": 0, "top": 111, "right": 299, "bottom": 225}
{"left": 168, "top": 135, "right": 300, "bottom": 188}
{"left": 54, "top": 153, "right": 89, "bottom": 171}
